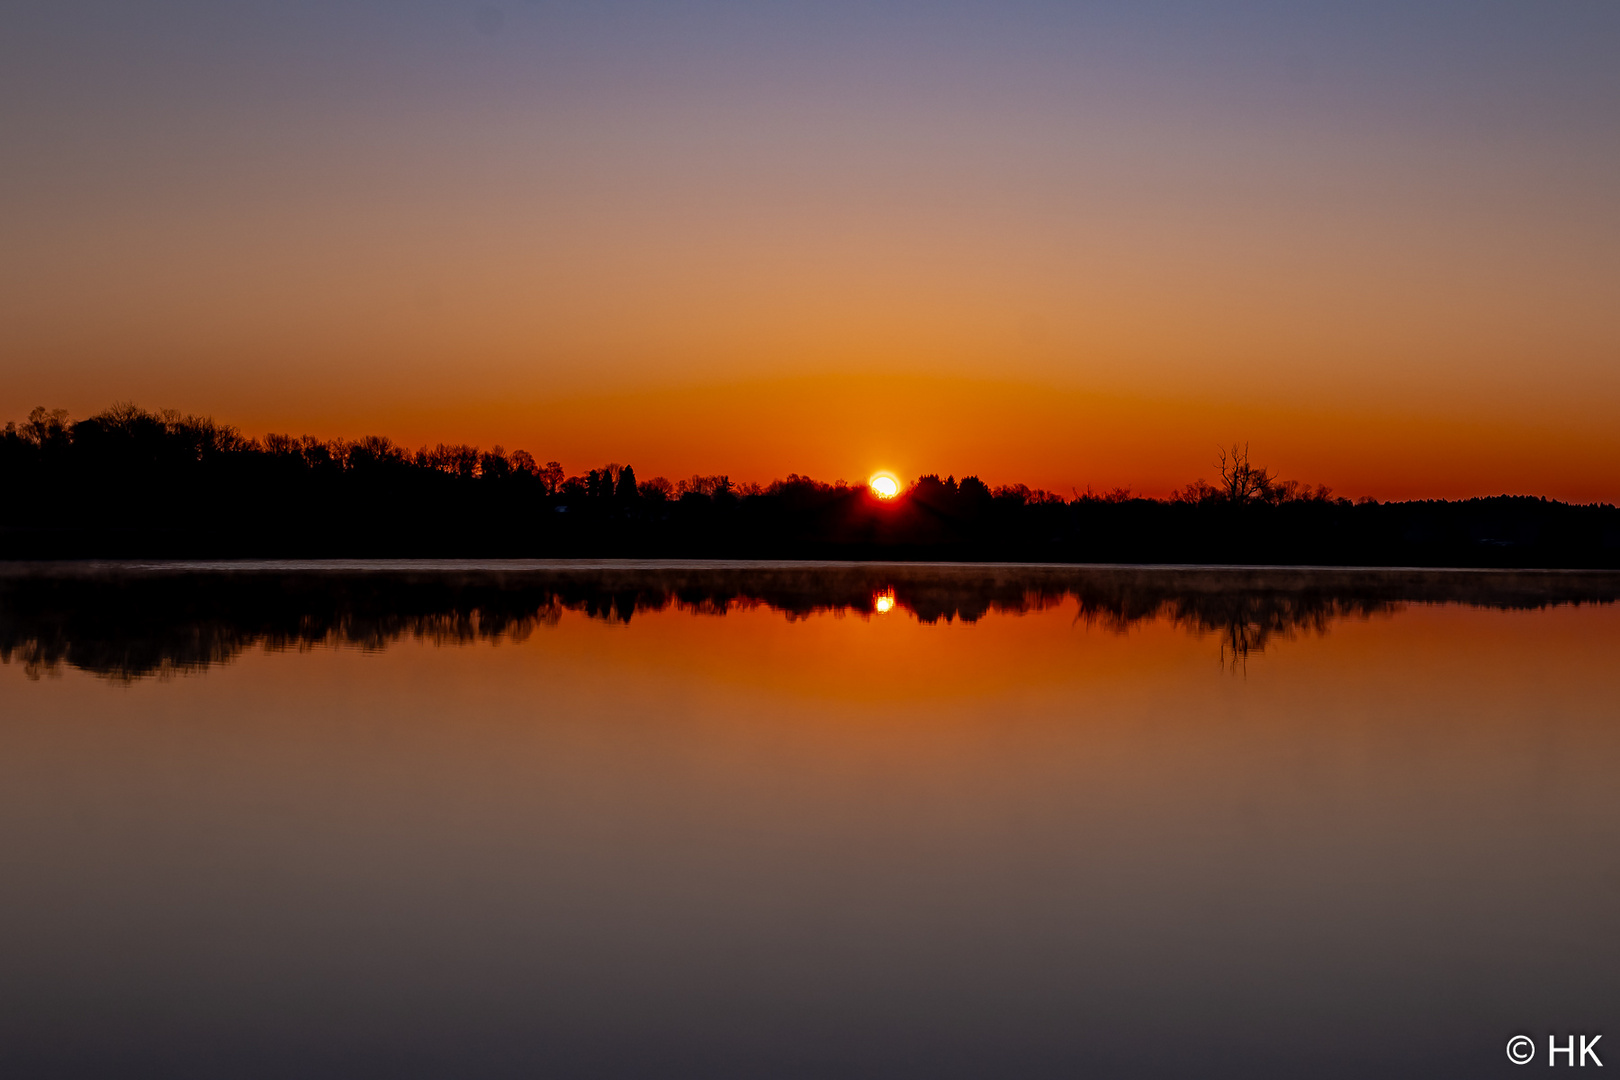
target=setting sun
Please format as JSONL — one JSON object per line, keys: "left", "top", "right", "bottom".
{"left": 869, "top": 474, "right": 899, "bottom": 499}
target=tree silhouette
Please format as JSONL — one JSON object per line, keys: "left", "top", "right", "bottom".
{"left": 1216, "top": 443, "right": 1274, "bottom": 504}
{"left": 2, "top": 403, "right": 1616, "bottom": 567}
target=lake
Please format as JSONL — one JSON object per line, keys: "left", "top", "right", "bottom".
{"left": 1, "top": 561, "right": 1616, "bottom": 1078}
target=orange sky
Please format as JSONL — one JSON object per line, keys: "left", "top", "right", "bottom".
{"left": 3, "top": 3, "right": 1618, "bottom": 501}
{"left": 11, "top": 372, "right": 1613, "bottom": 503}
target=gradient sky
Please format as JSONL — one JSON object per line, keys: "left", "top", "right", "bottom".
{"left": 3, "top": 1, "right": 1618, "bottom": 499}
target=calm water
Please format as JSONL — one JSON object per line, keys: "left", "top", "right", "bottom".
{"left": 1, "top": 562, "right": 1617, "bottom": 1078}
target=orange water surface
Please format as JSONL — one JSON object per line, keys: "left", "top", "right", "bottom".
{"left": 1, "top": 591, "right": 1615, "bottom": 1078}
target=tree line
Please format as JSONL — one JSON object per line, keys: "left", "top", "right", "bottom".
{"left": 2, "top": 404, "right": 1617, "bottom": 566}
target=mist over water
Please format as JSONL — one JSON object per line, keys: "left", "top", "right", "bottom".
{"left": 1, "top": 563, "right": 1616, "bottom": 1078}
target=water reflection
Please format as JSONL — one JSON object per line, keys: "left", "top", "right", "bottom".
{"left": 2, "top": 561, "right": 1616, "bottom": 680}
{"left": 2, "top": 562, "right": 1618, "bottom": 1078}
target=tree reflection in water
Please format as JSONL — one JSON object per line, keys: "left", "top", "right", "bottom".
{"left": 3, "top": 562, "right": 1616, "bottom": 681}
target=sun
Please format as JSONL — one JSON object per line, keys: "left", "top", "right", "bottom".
{"left": 869, "top": 474, "right": 899, "bottom": 499}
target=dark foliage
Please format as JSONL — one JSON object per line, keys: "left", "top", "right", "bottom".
{"left": 4, "top": 563, "right": 1616, "bottom": 681}
{"left": 2, "top": 405, "right": 1618, "bottom": 565}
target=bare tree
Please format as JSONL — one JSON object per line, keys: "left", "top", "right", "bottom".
{"left": 1216, "top": 443, "right": 1275, "bottom": 504}
{"left": 537, "top": 461, "right": 565, "bottom": 495}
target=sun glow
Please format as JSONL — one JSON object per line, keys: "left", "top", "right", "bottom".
{"left": 869, "top": 474, "right": 899, "bottom": 499}
{"left": 874, "top": 591, "right": 896, "bottom": 614}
